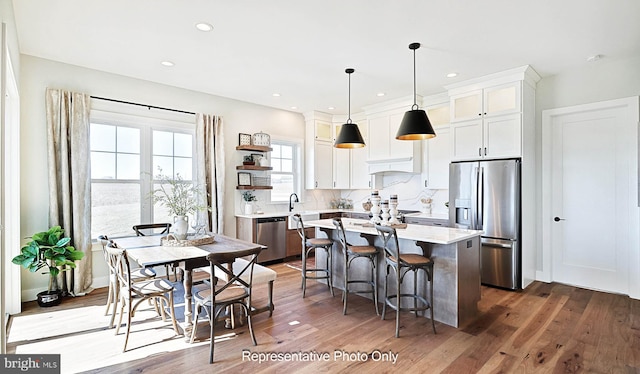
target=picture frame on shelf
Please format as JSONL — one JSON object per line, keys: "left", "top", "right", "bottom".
{"left": 252, "top": 132, "right": 271, "bottom": 146}
{"left": 238, "top": 172, "right": 252, "bottom": 186}
{"left": 239, "top": 133, "right": 252, "bottom": 146}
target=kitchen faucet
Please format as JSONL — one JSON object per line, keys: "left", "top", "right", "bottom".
{"left": 289, "top": 193, "right": 299, "bottom": 212}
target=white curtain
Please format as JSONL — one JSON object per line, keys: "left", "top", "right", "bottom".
{"left": 45, "top": 88, "right": 93, "bottom": 295}
{"left": 195, "top": 114, "right": 225, "bottom": 233}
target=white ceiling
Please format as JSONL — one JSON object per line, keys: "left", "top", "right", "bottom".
{"left": 12, "top": 0, "right": 640, "bottom": 115}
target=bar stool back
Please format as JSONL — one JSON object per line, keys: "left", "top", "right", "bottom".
{"left": 375, "top": 225, "right": 436, "bottom": 338}
{"left": 292, "top": 213, "right": 334, "bottom": 298}
{"left": 332, "top": 218, "right": 379, "bottom": 315}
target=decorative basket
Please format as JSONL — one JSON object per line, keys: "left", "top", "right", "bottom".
{"left": 252, "top": 176, "right": 271, "bottom": 186}
{"left": 161, "top": 233, "right": 215, "bottom": 247}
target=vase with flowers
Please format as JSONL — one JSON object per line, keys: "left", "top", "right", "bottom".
{"left": 152, "top": 170, "right": 205, "bottom": 240}
{"left": 242, "top": 191, "right": 257, "bottom": 215}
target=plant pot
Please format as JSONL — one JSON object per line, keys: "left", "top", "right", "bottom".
{"left": 173, "top": 215, "right": 189, "bottom": 240}
{"left": 37, "top": 290, "right": 62, "bottom": 307}
{"left": 243, "top": 161, "right": 255, "bottom": 166}
{"left": 244, "top": 202, "right": 253, "bottom": 215}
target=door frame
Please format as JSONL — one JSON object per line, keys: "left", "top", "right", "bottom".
{"left": 541, "top": 96, "right": 640, "bottom": 298}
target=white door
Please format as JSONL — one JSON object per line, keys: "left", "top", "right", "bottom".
{"left": 543, "top": 97, "right": 639, "bottom": 295}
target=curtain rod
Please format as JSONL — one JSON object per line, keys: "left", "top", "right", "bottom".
{"left": 90, "top": 95, "right": 196, "bottom": 115}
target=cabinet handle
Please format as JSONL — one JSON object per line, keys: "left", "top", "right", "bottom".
{"left": 333, "top": 181, "right": 336, "bottom": 188}
{"left": 369, "top": 181, "right": 371, "bottom": 188}
{"left": 478, "top": 148, "right": 482, "bottom": 156}
{"left": 478, "top": 113, "right": 482, "bottom": 116}
{"left": 483, "top": 112, "right": 487, "bottom": 115}
{"left": 484, "top": 147, "right": 487, "bottom": 156}
{"left": 425, "top": 180, "right": 428, "bottom": 188}
{"left": 315, "top": 181, "right": 318, "bottom": 188}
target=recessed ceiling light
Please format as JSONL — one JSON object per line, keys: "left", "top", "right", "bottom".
{"left": 290, "top": 106, "right": 298, "bottom": 110}
{"left": 161, "top": 61, "right": 174, "bottom": 67}
{"left": 272, "top": 93, "right": 281, "bottom": 97}
{"left": 328, "top": 107, "right": 335, "bottom": 110}
{"left": 377, "top": 92, "right": 386, "bottom": 97}
{"left": 195, "top": 22, "right": 213, "bottom": 32}
{"left": 447, "top": 72, "right": 458, "bottom": 78}
{"left": 587, "top": 54, "right": 602, "bottom": 62}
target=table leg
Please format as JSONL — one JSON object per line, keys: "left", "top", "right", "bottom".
{"left": 182, "top": 269, "right": 193, "bottom": 340}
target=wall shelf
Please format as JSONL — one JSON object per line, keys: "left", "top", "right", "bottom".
{"left": 236, "top": 145, "right": 272, "bottom": 152}
{"left": 236, "top": 165, "right": 273, "bottom": 171}
{"left": 236, "top": 186, "right": 273, "bottom": 190}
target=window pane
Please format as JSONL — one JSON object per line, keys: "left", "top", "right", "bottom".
{"left": 90, "top": 124, "right": 115, "bottom": 152}
{"left": 272, "top": 159, "right": 281, "bottom": 172}
{"left": 117, "top": 154, "right": 140, "bottom": 179}
{"left": 117, "top": 127, "right": 140, "bottom": 153}
{"left": 271, "top": 174, "right": 294, "bottom": 202}
{"left": 281, "top": 145, "right": 293, "bottom": 159}
{"left": 91, "top": 152, "right": 115, "bottom": 179}
{"left": 271, "top": 144, "right": 281, "bottom": 158}
{"left": 174, "top": 157, "right": 193, "bottom": 180}
{"left": 153, "top": 131, "right": 173, "bottom": 156}
{"left": 281, "top": 159, "right": 293, "bottom": 172}
{"left": 174, "top": 133, "right": 192, "bottom": 157}
{"left": 91, "top": 182, "right": 140, "bottom": 238}
{"left": 154, "top": 156, "right": 174, "bottom": 177}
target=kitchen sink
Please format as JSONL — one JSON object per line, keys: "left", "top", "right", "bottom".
{"left": 288, "top": 211, "right": 320, "bottom": 230}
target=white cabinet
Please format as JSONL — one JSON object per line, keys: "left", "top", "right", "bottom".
{"left": 449, "top": 81, "right": 523, "bottom": 161}
{"left": 421, "top": 103, "right": 451, "bottom": 189}
{"left": 348, "top": 122, "right": 374, "bottom": 189}
{"left": 305, "top": 112, "right": 335, "bottom": 189}
{"left": 367, "top": 110, "right": 421, "bottom": 173}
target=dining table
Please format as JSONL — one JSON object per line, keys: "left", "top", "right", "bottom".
{"left": 113, "top": 234, "right": 266, "bottom": 341}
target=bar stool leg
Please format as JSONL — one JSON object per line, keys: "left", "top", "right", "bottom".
{"left": 343, "top": 255, "right": 349, "bottom": 315}
{"left": 326, "top": 246, "right": 334, "bottom": 297}
{"left": 381, "top": 264, "right": 389, "bottom": 320}
{"left": 395, "top": 267, "right": 401, "bottom": 338}
{"left": 429, "top": 264, "right": 436, "bottom": 334}
{"left": 372, "top": 255, "right": 379, "bottom": 315}
{"left": 302, "top": 248, "right": 308, "bottom": 298}
{"left": 414, "top": 269, "right": 419, "bottom": 318}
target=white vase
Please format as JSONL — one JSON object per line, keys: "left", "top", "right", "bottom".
{"left": 244, "top": 202, "right": 253, "bottom": 215}
{"left": 173, "top": 215, "right": 189, "bottom": 240}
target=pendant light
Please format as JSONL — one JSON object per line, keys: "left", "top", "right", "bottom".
{"left": 396, "top": 42, "right": 436, "bottom": 140}
{"left": 335, "top": 68, "right": 365, "bottom": 148}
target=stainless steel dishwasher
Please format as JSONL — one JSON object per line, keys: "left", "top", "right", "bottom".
{"left": 255, "top": 216, "right": 286, "bottom": 263}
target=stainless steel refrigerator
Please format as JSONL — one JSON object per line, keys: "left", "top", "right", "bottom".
{"left": 449, "top": 158, "right": 521, "bottom": 290}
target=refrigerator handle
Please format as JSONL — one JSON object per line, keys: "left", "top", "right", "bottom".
{"left": 477, "top": 166, "right": 484, "bottom": 230}
{"left": 470, "top": 166, "right": 478, "bottom": 229}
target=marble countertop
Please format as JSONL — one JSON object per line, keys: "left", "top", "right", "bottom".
{"left": 235, "top": 208, "right": 369, "bottom": 219}
{"left": 306, "top": 218, "right": 482, "bottom": 245}
{"left": 403, "top": 212, "right": 449, "bottom": 220}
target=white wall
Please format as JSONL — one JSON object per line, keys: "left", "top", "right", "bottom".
{"left": 19, "top": 55, "right": 306, "bottom": 298}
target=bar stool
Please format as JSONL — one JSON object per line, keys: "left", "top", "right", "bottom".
{"left": 375, "top": 225, "right": 436, "bottom": 338}
{"left": 292, "top": 213, "right": 334, "bottom": 298}
{"left": 333, "top": 218, "right": 379, "bottom": 315}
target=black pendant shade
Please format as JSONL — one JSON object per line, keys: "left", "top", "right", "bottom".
{"left": 335, "top": 68, "right": 366, "bottom": 148}
{"left": 396, "top": 42, "right": 437, "bottom": 141}
{"left": 335, "top": 123, "right": 366, "bottom": 148}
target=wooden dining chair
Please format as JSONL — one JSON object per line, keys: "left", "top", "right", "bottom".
{"left": 132, "top": 223, "right": 179, "bottom": 281}
{"left": 190, "top": 246, "right": 262, "bottom": 363}
{"left": 106, "top": 241, "right": 181, "bottom": 352}
{"left": 98, "top": 235, "right": 156, "bottom": 329}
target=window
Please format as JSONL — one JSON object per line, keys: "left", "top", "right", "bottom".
{"left": 270, "top": 141, "right": 300, "bottom": 202}
{"left": 90, "top": 116, "right": 194, "bottom": 239}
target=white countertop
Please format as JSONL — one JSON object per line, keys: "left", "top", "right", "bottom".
{"left": 306, "top": 218, "right": 482, "bottom": 245}
{"left": 235, "top": 208, "right": 368, "bottom": 219}
{"left": 403, "top": 212, "right": 449, "bottom": 220}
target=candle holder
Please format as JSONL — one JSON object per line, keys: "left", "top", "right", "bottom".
{"left": 389, "top": 196, "right": 400, "bottom": 225}
{"left": 380, "top": 200, "right": 391, "bottom": 226}
{"left": 370, "top": 195, "right": 381, "bottom": 224}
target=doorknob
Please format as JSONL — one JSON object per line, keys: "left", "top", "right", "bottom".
{"left": 554, "top": 217, "right": 565, "bottom": 222}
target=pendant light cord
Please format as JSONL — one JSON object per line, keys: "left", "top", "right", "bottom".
{"left": 409, "top": 42, "right": 420, "bottom": 110}
{"left": 346, "top": 68, "right": 354, "bottom": 124}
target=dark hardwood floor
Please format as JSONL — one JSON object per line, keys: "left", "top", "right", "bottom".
{"left": 7, "top": 262, "right": 640, "bottom": 373}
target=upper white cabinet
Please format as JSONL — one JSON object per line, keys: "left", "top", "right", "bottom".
{"left": 366, "top": 105, "right": 421, "bottom": 174}
{"left": 348, "top": 121, "right": 373, "bottom": 189}
{"left": 304, "top": 112, "right": 335, "bottom": 189}
{"left": 421, "top": 101, "right": 451, "bottom": 189}
{"left": 446, "top": 66, "right": 539, "bottom": 161}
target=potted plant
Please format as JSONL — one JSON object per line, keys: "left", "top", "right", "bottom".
{"left": 152, "top": 170, "right": 205, "bottom": 240}
{"left": 242, "top": 191, "right": 257, "bottom": 215}
{"left": 243, "top": 155, "right": 255, "bottom": 166}
{"left": 12, "top": 226, "right": 85, "bottom": 307}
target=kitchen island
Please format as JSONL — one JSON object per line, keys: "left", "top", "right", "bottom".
{"left": 305, "top": 218, "right": 483, "bottom": 328}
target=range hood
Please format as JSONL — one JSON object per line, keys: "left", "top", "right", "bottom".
{"left": 366, "top": 156, "right": 421, "bottom": 174}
